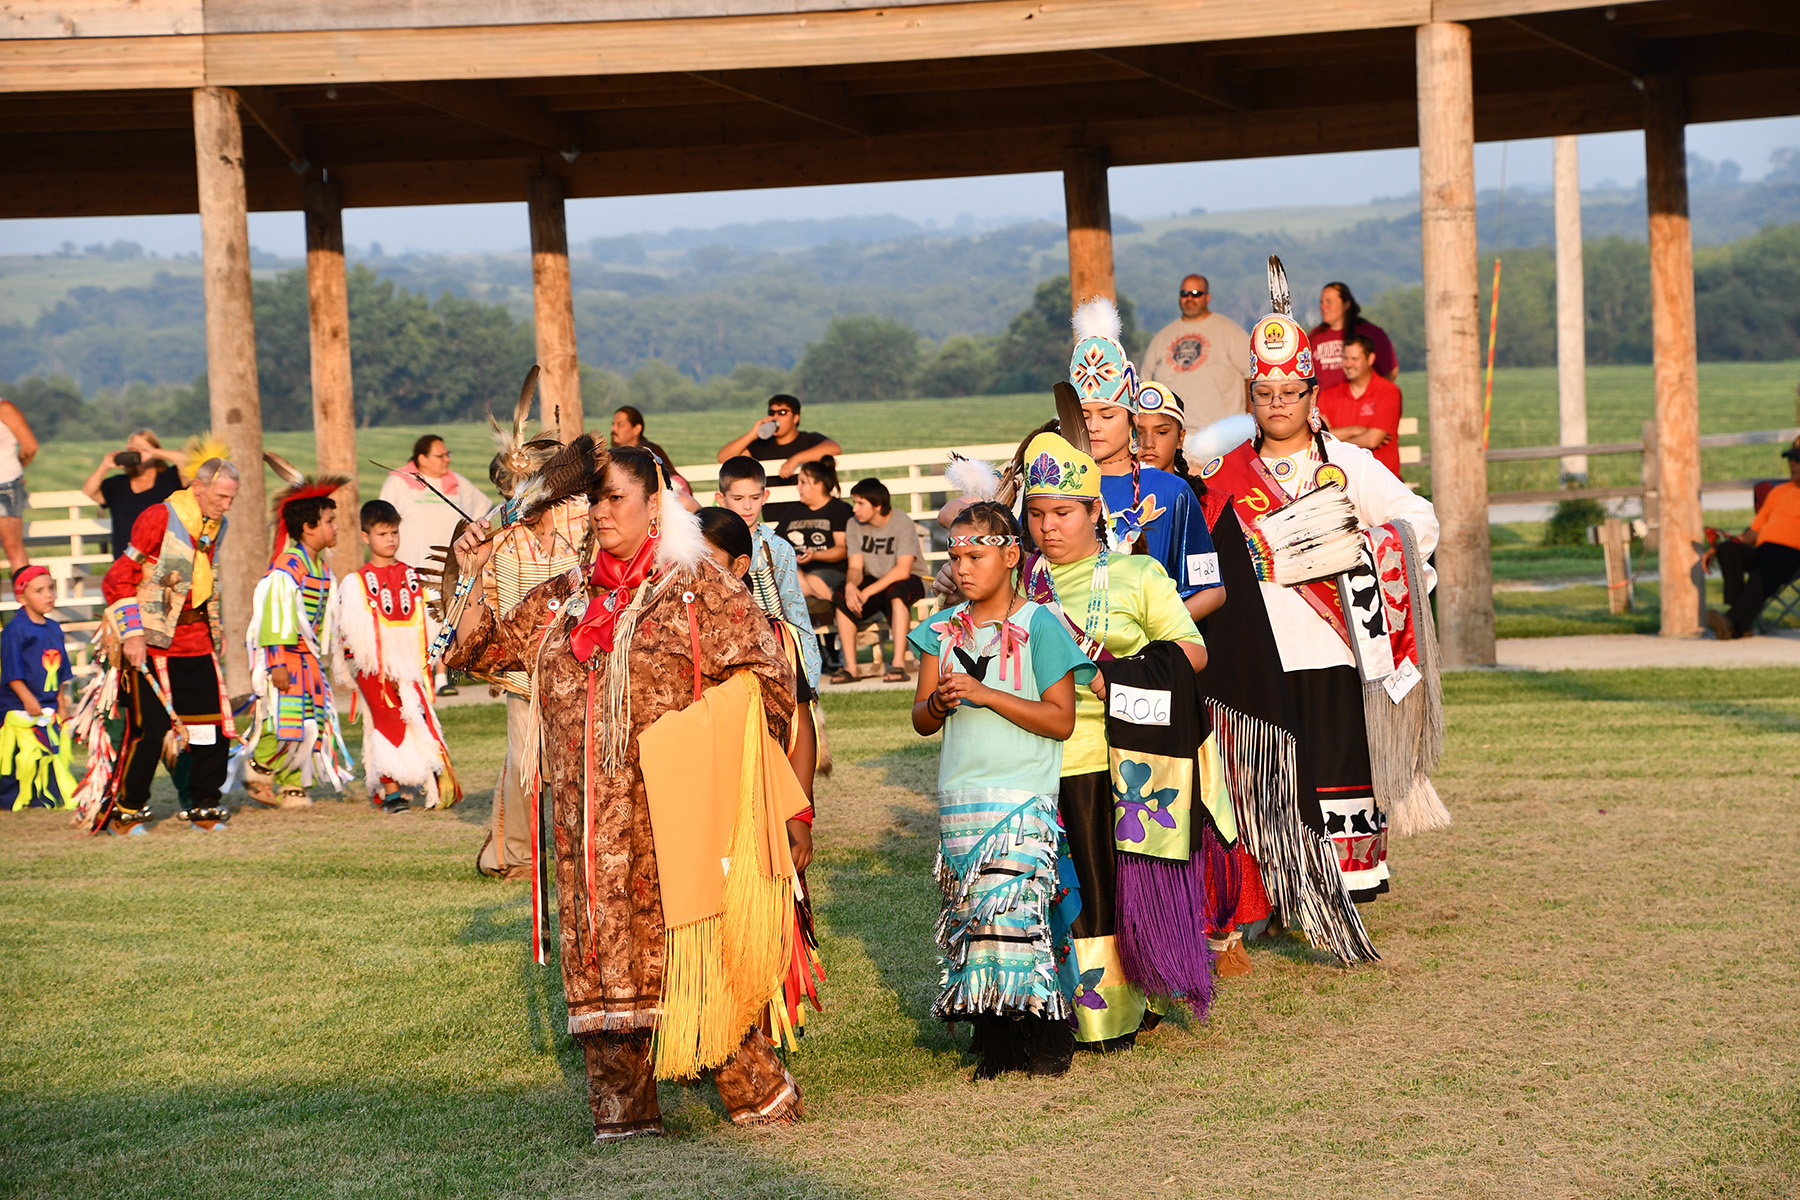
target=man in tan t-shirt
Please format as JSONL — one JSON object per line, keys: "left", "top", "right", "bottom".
{"left": 1141, "top": 273, "right": 1252, "bottom": 429}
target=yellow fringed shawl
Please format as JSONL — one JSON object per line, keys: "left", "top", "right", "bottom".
{"left": 638, "top": 671, "right": 807, "bottom": 1079}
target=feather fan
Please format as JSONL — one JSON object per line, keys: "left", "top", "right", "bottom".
{"left": 1251, "top": 484, "right": 1363, "bottom": 586}
{"left": 515, "top": 434, "right": 602, "bottom": 524}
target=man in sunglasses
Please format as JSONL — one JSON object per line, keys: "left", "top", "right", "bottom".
{"left": 1142, "top": 273, "right": 1252, "bottom": 430}
{"left": 716, "top": 393, "right": 842, "bottom": 490}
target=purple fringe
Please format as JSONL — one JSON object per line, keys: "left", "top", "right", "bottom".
{"left": 1115, "top": 851, "right": 1214, "bottom": 1019}
{"left": 1201, "top": 824, "right": 1239, "bottom": 935}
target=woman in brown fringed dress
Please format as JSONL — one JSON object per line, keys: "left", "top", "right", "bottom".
{"left": 447, "top": 446, "right": 807, "bottom": 1141}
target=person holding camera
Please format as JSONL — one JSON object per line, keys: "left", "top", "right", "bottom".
{"left": 81, "top": 429, "right": 183, "bottom": 558}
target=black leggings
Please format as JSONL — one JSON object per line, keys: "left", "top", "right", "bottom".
{"left": 1718, "top": 540, "right": 1800, "bottom": 634}
{"left": 118, "top": 655, "right": 228, "bottom": 810}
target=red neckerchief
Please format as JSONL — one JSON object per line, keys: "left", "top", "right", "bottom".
{"left": 1203, "top": 441, "right": 1351, "bottom": 647}
{"left": 570, "top": 532, "right": 658, "bottom": 661}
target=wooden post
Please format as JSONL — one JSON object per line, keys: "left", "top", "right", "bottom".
{"left": 1644, "top": 74, "right": 1702, "bottom": 638}
{"left": 1598, "top": 517, "right": 1633, "bottom": 615}
{"left": 1062, "top": 147, "right": 1115, "bottom": 310}
{"left": 1553, "top": 134, "right": 1588, "bottom": 484}
{"left": 1641, "top": 417, "right": 1660, "bottom": 547}
{"left": 193, "top": 85, "right": 264, "bottom": 696}
{"left": 1415, "top": 22, "right": 1494, "bottom": 667}
{"left": 528, "top": 176, "right": 583, "bottom": 441}
{"left": 304, "top": 172, "right": 360, "bottom": 581}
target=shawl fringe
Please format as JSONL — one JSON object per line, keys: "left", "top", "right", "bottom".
{"left": 1360, "top": 518, "right": 1451, "bottom": 837}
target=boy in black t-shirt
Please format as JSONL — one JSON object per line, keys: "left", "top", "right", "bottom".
{"left": 715, "top": 394, "right": 842, "bottom": 489}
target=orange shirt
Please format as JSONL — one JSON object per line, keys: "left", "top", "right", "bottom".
{"left": 1751, "top": 480, "right": 1800, "bottom": 551}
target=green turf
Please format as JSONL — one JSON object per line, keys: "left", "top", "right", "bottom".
{"left": 3, "top": 673, "right": 1797, "bottom": 1198}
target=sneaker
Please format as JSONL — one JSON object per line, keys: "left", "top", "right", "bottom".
{"left": 381, "top": 796, "right": 411, "bottom": 815}
{"left": 1705, "top": 610, "right": 1738, "bottom": 641}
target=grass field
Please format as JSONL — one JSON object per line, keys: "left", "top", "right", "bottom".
{"left": 3, "top": 673, "right": 1796, "bottom": 1199}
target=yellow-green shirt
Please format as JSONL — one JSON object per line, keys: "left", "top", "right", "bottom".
{"left": 1045, "top": 553, "right": 1202, "bottom": 776}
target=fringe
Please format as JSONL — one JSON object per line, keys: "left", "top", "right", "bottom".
{"left": 1208, "top": 699, "right": 1380, "bottom": 965}
{"left": 1366, "top": 518, "right": 1452, "bottom": 838}
{"left": 1200, "top": 823, "right": 1239, "bottom": 934}
{"left": 1115, "top": 851, "right": 1213, "bottom": 1016}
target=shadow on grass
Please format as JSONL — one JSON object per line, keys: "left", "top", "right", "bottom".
{"left": 1445, "top": 667, "right": 1800, "bottom": 735}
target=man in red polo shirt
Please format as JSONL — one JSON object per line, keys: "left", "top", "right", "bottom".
{"left": 1316, "top": 334, "right": 1403, "bottom": 478}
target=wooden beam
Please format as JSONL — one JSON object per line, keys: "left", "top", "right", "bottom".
{"left": 1062, "top": 146, "right": 1114, "bottom": 309}
{"left": 192, "top": 84, "right": 265, "bottom": 696}
{"left": 528, "top": 176, "right": 582, "bottom": 443}
{"left": 1644, "top": 72, "right": 1702, "bottom": 639}
{"left": 304, "top": 172, "right": 360, "bottom": 581}
{"left": 1657, "top": 0, "right": 1800, "bottom": 40}
{"left": 235, "top": 84, "right": 310, "bottom": 171}
{"left": 1553, "top": 133, "right": 1588, "bottom": 484}
{"left": 687, "top": 67, "right": 875, "bottom": 136}
{"left": 0, "top": 34, "right": 202, "bottom": 92}
{"left": 1503, "top": 9, "right": 1654, "bottom": 80}
{"left": 1416, "top": 21, "right": 1494, "bottom": 668}
{"left": 376, "top": 80, "right": 580, "bottom": 158}
{"left": 1090, "top": 45, "right": 1252, "bottom": 111}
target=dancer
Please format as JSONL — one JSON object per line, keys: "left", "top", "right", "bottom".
{"left": 335, "top": 500, "right": 459, "bottom": 814}
{"left": 1019, "top": 430, "right": 1208, "bottom": 1049}
{"left": 446, "top": 445, "right": 808, "bottom": 1140}
{"left": 0, "top": 567, "right": 74, "bottom": 810}
{"left": 908, "top": 500, "right": 1091, "bottom": 1078}
{"left": 240, "top": 455, "right": 354, "bottom": 808}
{"left": 92, "top": 454, "right": 239, "bottom": 831}
{"left": 1068, "top": 298, "right": 1223, "bottom": 622}
{"left": 1193, "top": 258, "right": 1443, "bottom": 956}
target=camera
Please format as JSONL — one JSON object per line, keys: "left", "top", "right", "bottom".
{"left": 114, "top": 450, "right": 143, "bottom": 469}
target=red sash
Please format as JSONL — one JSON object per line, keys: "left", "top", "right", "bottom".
{"left": 1200, "top": 442, "right": 1351, "bottom": 648}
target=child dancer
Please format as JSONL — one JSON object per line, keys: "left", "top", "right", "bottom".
{"left": 0, "top": 567, "right": 74, "bottom": 810}
{"left": 241, "top": 455, "right": 354, "bottom": 807}
{"left": 335, "top": 500, "right": 459, "bottom": 814}
{"left": 908, "top": 500, "right": 1094, "bottom": 1079}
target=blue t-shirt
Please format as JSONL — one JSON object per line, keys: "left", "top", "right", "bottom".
{"left": 0, "top": 613, "right": 65, "bottom": 712}
{"left": 1100, "top": 466, "right": 1221, "bottom": 599}
{"left": 908, "top": 600, "right": 1095, "bottom": 796}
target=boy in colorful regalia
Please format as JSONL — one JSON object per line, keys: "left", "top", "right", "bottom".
{"left": 240, "top": 454, "right": 354, "bottom": 807}
{"left": 335, "top": 499, "right": 459, "bottom": 814}
{"left": 0, "top": 566, "right": 75, "bottom": 810}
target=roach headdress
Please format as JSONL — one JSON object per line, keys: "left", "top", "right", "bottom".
{"left": 263, "top": 451, "right": 351, "bottom": 566}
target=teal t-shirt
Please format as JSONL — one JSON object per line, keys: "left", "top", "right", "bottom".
{"left": 908, "top": 600, "right": 1095, "bottom": 796}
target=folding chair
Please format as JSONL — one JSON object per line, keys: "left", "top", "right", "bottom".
{"left": 1749, "top": 480, "right": 1800, "bottom": 634}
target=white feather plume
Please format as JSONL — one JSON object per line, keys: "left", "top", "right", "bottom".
{"left": 1071, "top": 295, "right": 1122, "bottom": 344}
{"left": 653, "top": 488, "right": 707, "bottom": 572}
{"left": 944, "top": 454, "right": 1000, "bottom": 501}
{"left": 1184, "top": 414, "right": 1257, "bottom": 463}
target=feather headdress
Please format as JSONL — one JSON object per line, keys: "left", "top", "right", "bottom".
{"left": 1267, "top": 254, "right": 1292, "bottom": 318}
{"left": 180, "top": 432, "right": 231, "bottom": 483}
{"left": 944, "top": 453, "right": 1000, "bottom": 502}
{"left": 1068, "top": 296, "right": 1136, "bottom": 411}
{"left": 489, "top": 365, "right": 562, "bottom": 499}
{"left": 263, "top": 451, "right": 351, "bottom": 566}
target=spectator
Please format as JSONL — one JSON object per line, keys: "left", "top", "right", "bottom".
{"left": 377, "top": 434, "right": 492, "bottom": 695}
{"left": 0, "top": 397, "right": 41, "bottom": 572}
{"left": 81, "top": 428, "right": 183, "bottom": 558}
{"left": 610, "top": 405, "right": 698, "bottom": 512}
{"left": 831, "top": 478, "right": 926, "bottom": 684}
{"left": 1310, "top": 281, "right": 1399, "bottom": 390}
{"left": 772, "top": 460, "right": 852, "bottom": 605}
{"left": 1141, "top": 273, "right": 1252, "bottom": 428}
{"left": 1704, "top": 438, "right": 1800, "bottom": 641}
{"left": 715, "top": 394, "right": 841, "bottom": 489}
{"left": 1316, "top": 334, "right": 1404, "bottom": 477}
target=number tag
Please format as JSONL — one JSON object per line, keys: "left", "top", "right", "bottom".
{"left": 185, "top": 724, "right": 218, "bottom": 746}
{"left": 1187, "top": 552, "right": 1221, "bottom": 586}
{"left": 1108, "top": 683, "right": 1170, "bottom": 727}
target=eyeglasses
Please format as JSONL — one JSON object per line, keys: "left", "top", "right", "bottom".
{"left": 1251, "top": 389, "right": 1313, "bottom": 408}
{"left": 1180, "top": 289, "right": 1208, "bottom": 298}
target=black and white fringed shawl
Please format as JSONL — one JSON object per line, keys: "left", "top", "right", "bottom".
{"left": 1197, "top": 500, "right": 1380, "bottom": 966}
{"left": 1340, "top": 518, "right": 1450, "bottom": 839}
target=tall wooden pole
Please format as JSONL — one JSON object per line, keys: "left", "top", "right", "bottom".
{"left": 304, "top": 172, "right": 360, "bottom": 580}
{"left": 193, "top": 85, "right": 264, "bottom": 696}
{"left": 1644, "top": 74, "right": 1702, "bottom": 638}
{"left": 528, "top": 176, "right": 583, "bottom": 441}
{"left": 1553, "top": 134, "right": 1588, "bottom": 484}
{"left": 1416, "top": 22, "right": 1494, "bottom": 667}
{"left": 1062, "top": 147, "right": 1115, "bottom": 310}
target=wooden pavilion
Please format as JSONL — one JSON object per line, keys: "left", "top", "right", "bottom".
{"left": 5, "top": 0, "right": 1799, "bottom": 687}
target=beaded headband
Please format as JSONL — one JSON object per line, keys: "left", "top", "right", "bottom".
{"left": 949, "top": 534, "right": 1018, "bottom": 547}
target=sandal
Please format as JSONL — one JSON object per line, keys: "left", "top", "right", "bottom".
{"left": 828, "top": 670, "right": 858, "bottom": 685}
{"left": 881, "top": 668, "right": 907, "bottom": 683}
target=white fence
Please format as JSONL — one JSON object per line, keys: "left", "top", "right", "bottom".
{"left": 7, "top": 489, "right": 113, "bottom": 673}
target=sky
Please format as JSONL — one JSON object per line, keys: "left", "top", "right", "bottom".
{"left": 3, "top": 116, "right": 1796, "bottom": 260}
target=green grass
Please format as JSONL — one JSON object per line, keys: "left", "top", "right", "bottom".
{"left": 3, "top": 674, "right": 1798, "bottom": 1198}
